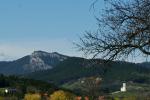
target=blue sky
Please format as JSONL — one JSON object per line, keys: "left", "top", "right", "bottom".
{"left": 0, "top": 0, "right": 147, "bottom": 62}
{"left": 0, "top": 0, "right": 105, "bottom": 60}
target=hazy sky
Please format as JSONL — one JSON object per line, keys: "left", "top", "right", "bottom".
{"left": 0, "top": 0, "right": 105, "bottom": 60}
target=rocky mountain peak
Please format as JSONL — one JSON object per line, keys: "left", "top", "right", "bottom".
{"left": 0, "top": 51, "right": 69, "bottom": 75}
{"left": 31, "top": 51, "right": 68, "bottom": 60}
{"left": 25, "top": 51, "right": 68, "bottom": 72}
{"left": 32, "top": 51, "right": 49, "bottom": 57}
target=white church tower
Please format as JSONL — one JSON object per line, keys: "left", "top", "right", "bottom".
{"left": 120, "top": 83, "right": 126, "bottom": 92}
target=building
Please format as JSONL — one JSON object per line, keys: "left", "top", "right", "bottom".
{"left": 120, "top": 83, "right": 126, "bottom": 92}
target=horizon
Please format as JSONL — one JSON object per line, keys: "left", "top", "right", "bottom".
{"left": 0, "top": 50, "right": 148, "bottom": 64}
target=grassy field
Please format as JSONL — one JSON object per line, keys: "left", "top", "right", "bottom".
{"left": 108, "top": 82, "right": 150, "bottom": 100}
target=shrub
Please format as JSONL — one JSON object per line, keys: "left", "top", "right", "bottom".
{"left": 26, "top": 86, "right": 39, "bottom": 94}
{"left": 24, "top": 93, "right": 41, "bottom": 100}
{"left": 122, "top": 96, "right": 137, "bottom": 100}
{"left": 49, "top": 90, "right": 76, "bottom": 100}
{"left": 0, "top": 97, "right": 4, "bottom": 100}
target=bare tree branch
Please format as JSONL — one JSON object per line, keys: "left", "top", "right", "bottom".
{"left": 77, "top": 0, "right": 150, "bottom": 61}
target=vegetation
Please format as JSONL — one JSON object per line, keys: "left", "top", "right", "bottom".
{"left": 0, "top": 74, "right": 58, "bottom": 99}
{"left": 24, "top": 93, "right": 41, "bottom": 100}
{"left": 27, "top": 57, "right": 150, "bottom": 84}
{"left": 109, "top": 91, "right": 150, "bottom": 100}
{"left": 80, "top": 76, "right": 102, "bottom": 99}
{"left": 78, "top": 0, "right": 150, "bottom": 61}
{"left": 26, "top": 57, "right": 105, "bottom": 84}
{"left": 0, "top": 60, "right": 149, "bottom": 99}
{"left": 49, "top": 90, "right": 76, "bottom": 100}
{"left": 27, "top": 57, "right": 150, "bottom": 85}
{"left": 1, "top": 0, "right": 150, "bottom": 99}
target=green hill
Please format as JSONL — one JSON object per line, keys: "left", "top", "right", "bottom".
{"left": 25, "top": 57, "right": 150, "bottom": 95}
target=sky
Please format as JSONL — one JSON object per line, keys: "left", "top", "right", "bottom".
{"left": 0, "top": 0, "right": 148, "bottom": 62}
{"left": 0, "top": 0, "right": 105, "bottom": 60}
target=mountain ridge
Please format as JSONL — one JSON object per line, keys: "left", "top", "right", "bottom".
{"left": 0, "top": 50, "right": 149, "bottom": 78}
{"left": 0, "top": 51, "right": 69, "bottom": 75}
{"left": 0, "top": 50, "right": 149, "bottom": 94}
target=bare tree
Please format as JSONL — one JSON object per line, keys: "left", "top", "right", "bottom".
{"left": 77, "top": 0, "right": 150, "bottom": 61}
{"left": 81, "top": 76, "right": 102, "bottom": 99}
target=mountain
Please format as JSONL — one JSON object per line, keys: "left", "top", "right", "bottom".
{"left": 0, "top": 51, "right": 68, "bottom": 75}
{"left": 0, "top": 51, "right": 150, "bottom": 87}
{"left": 0, "top": 50, "right": 149, "bottom": 95}
{"left": 25, "top": 57, "right": 150, "bottom": 94}
{"left": 26, "top": 58, "right": 150, "bottom": 85}
{"left": 137, "top": 62, "right": 150, "bottom": 69}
